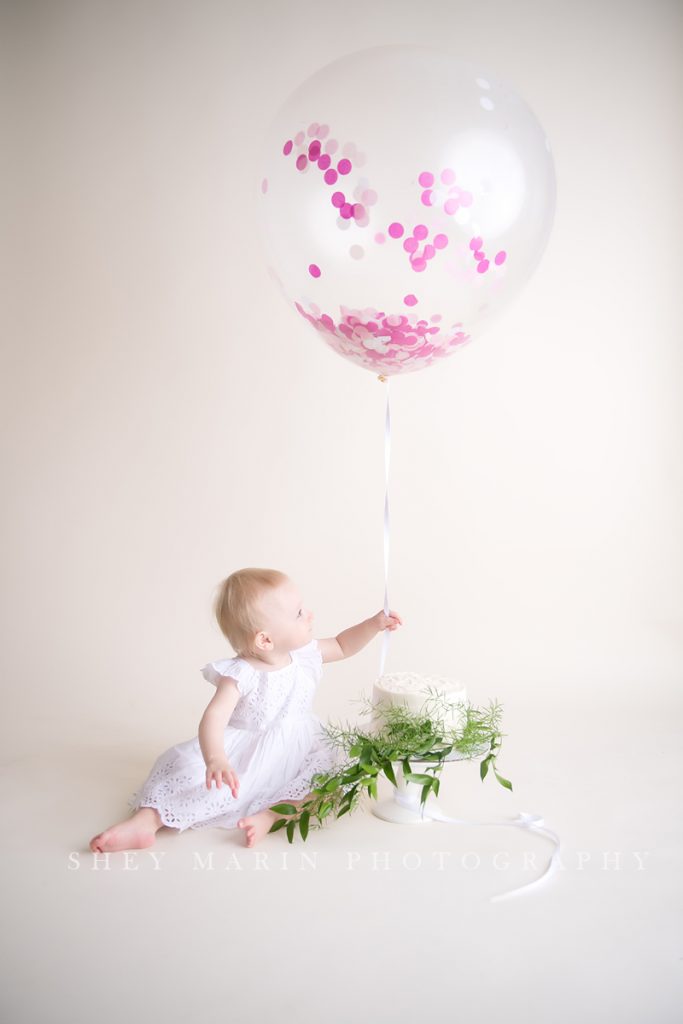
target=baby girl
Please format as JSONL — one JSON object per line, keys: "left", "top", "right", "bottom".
{"left": 89, "top": 567, "right": 402, "bottom": 852}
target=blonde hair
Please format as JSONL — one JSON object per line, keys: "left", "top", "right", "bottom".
{"left": 213, "top": 568, "right": 289, "bottom": 656}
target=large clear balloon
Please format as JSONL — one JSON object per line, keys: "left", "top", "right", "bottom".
{"left": 258, "top": 46, "right": 556, "bottom": 377}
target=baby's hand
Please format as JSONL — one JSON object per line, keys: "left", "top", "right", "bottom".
{"left": 205, "top": 757, "right": 240, "bottom": 798}
{"left": 373, "top": 609, "right": 403, "bottom": 632}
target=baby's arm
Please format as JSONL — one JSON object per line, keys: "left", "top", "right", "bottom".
{"left": 317, "top": 609, "right": 403, "bottom": 663}
{"left": 198, "top": 678, "right": 241, "bottom": 795}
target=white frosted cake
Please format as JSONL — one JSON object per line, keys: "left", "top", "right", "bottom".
{"left": 372, "top": 673, "right": 469, "bottom": 736}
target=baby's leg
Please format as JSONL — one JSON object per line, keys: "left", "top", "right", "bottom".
{"left": 89, "top": 806, "right": 169, "bottom": 853}
{"left": 238, "top": 794, "right": 311, "bottom": 849}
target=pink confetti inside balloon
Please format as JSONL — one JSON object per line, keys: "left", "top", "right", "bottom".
{"left": 260, "top": 45, "right": 556, "bottom": 376}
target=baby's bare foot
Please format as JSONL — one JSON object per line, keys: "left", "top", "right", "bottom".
{"left": 89, "top": 808, "right": 163, "bottom": 853}
{"left": 237, "top": 809, "right": 278, "bottom": 848}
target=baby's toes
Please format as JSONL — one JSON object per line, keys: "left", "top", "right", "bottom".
{"left": 89, "top": 831, "right": 108, "bottom": 852}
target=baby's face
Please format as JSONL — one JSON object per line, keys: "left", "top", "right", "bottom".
{"left": 256, "top": 579, "right": 314, "bottom": 652}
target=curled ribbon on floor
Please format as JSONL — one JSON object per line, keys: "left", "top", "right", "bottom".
{"left": 376, "top": 375, "right": 561, "bottom": 902}
{"left": 394, "top": 790, "right": 562, "bottom": 902}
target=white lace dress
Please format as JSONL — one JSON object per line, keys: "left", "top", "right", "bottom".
{"left": 127, "top": 638, "right": 339, "bottom": 831}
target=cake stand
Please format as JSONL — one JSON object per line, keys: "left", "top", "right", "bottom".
{"left": 370, "top": 743, "right": 491, "bottom": 825}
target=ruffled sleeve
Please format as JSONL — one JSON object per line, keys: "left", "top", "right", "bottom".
{"left": 200, "top": 658, "right": 256, "bottom": 697}
{"left": 292, "top": 638, "right": 324, "bottom": 685}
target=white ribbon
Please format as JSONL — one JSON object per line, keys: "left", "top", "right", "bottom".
{"left": 394, "top": 789, "right": 562, "bottom": 901}
{"left": 377, "top": 375, "right": 561, "bottom": 901}
{"left": 379, "top": 377, "right": 391, "bottom": 677}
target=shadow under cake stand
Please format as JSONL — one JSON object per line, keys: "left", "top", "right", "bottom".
{"left": 371, "top": 744, "right": 491, "bottom": 825}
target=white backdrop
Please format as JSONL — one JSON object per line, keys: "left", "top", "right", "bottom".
{"left": 3, "top": 0, "right": 681, "bottom": 748}
{"left": 1, "top": 3, "right": 682, "bottom": 1021}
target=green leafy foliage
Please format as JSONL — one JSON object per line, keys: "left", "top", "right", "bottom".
{"left": 266, "top": 695, "right": 512, "bottom": 841}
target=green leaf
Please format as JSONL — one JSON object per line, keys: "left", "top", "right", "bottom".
{"left": 494, "top": 771, "right": 513, "bottom": 792}
{"left": 404, "top": 772, "right": 435, "bottom": 785}
{"left": 286, "top": 820, "right": 295, "bottom": 843}
{"left": 337, "top": 805, "right": 350, "bottom": 818}
{"left": 299, "top": 811, "right": 310, "bottom": 840}
{"left": 480, "top": 758, "right": 490, "bottom": 781}
{"left": 270, "top": 802, "right": 298, "bottom": 816}
{"left": 402, "top": 758, "right": 412, "bottom": 778}
{"left": 349, "top": 743, "right": 363, "bottom": 757}
{"left": 433, "top": 778, "right": 440, "bottom": 797}
{"left": 268, "top": 818, "right": 288, "bottom": 833}
{"left": 420, "top": 783, "right": 431, "bottom": 806}
{"left": 324, "top": 778, "right": 341, "bottom": 793}
{"left": 368, "top": 777, "right": 378, "bottom": 800}
{"left": 383, "top": 761, "right": 398, "bottom": 787}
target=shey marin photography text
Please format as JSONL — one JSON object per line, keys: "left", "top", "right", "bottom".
{"left": 67, "top": 848, "right": 652, "bottom": 873}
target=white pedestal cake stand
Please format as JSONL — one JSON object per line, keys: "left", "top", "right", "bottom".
{"left": 370, "top": 744, "right": 490, "bottom": 825}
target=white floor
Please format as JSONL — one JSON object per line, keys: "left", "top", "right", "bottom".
{"left": 2, "top": 696, "right": 681, "bottom": 1024}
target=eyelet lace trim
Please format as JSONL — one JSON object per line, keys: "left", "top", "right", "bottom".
{"left": 127, "top": 640, "right": 335, "bottom": 832}
{"left": 127, "top": 736, "right": 339, "bottom": 831}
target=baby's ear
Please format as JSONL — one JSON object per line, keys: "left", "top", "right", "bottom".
{"left": 254, "top": 632, "right": 273, "bottom": 651}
